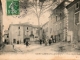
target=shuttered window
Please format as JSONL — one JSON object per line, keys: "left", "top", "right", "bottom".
{"left": 75, "top": 12, "right": 79, "bottom": 25}
{"left": 75, "top": 3, "right": 79, "bottom": 9}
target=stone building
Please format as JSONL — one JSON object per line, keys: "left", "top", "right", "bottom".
{"left": 8, "top": 23, "right": 41, "bottom": 44}
{"left": 49, "top": 0, "right": 72, "bottom": 42}
{"left": 42, "top": 21, "right": 49, "bottom": 39}
{"left": 66, "top": 0, "right": 80, "bottom": 42}
{"left": 41, "top": 0, "right": 66, "bottom": 41}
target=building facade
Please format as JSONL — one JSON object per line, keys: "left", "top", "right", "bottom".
{"left": 49, "top": 0, "right": 72, "bottom": 42}
{"left": 66, "top": 0, "right": 80, "bottom": 42}
{"left": 41, "top": 0, "right": 68, "bottom": 42}
{"left": 9, "top": 23, "right": 41, "bottom": 44}
{"left": 42, "top": 21, "right": 49, "bottom": 40}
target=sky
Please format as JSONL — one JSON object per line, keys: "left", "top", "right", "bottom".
{"left": 1, "top": 0, "right": 51, "bottom": 31}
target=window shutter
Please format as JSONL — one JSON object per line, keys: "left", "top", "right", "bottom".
{"left": 75, "top": 13, "right": 79, "bottom": 25}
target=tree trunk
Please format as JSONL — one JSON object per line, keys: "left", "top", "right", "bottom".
{"left": 38, "top": 17, "right": 40, "bottom": 40}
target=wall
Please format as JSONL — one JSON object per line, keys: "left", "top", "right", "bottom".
{"left": 42, "top": 22, "right": 49, "bottom": 39}
{"left": 9, "top": 25, "right": 24, "bottom": 44}
{"left": 50, "top": 1, "right": 66, "bottom": 42}
{"left": 67, "top": 1, "right": 80, "bottom": 42}
{"left": 9, "top": 24, "right": 41, "bottom": 44}
{"left": 67, "top": 4, "right": 75, "bottom": 42}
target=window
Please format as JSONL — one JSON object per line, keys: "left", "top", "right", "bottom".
{"left": 60, "top": 13, "right": 61, "bottom": 20}
{"left": 18, "top": 26, "right": 20, "bottom": 29}
{"left": 31, "top": 31, "right": 33, "bottom": 34}
{"left": 13, "top": 39, "right": 16, "bottom": 43}
{"left": 75, "top": 12, "right": 79, "bottom": 25}
{"left": 56, "top": 15, "right": 57, "bottom": 21}
{"left": 27, "top": 27, "right": 28, "bottom": 30}
{"left": 75, "top": 3, "right": 79, "bottom": 9}
{"left": 53, "top": 0, "right": 57, "bottom": 2}
{"left": 35, "top": 36, "right": 38, "bottom": 38}
{"left": 7, "top": 35, "right": 9, "bottom": 38}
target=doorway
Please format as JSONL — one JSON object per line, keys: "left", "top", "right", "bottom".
{"left": 13, "top": 39, "right": 16, "bottom": 43}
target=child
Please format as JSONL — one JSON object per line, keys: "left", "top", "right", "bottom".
{"left": 13, "top": 44, "right": 14, "bottom": 49}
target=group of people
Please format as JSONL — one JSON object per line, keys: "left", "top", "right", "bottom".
{"left": 39, "top": 38, "right": 53, "bottom": 46}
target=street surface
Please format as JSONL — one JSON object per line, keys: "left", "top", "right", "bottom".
{"left": 0, "top": 42, "right": 80, "bottom": 60}
{"left": 0, "top": 42, "right": 80, "bottom": 55}
{"left": 0, "top": 42, "right": 80, "bottom": 54}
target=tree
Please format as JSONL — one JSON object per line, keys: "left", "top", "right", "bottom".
{"left": 27, "top": 0, "right": 57, "bottom": 39}
{"left": 18, "top": 0, "right": 60, "bottom": 39}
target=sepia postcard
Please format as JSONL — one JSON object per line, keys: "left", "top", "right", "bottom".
{"left": 0, "top": 0, "right": 80, "bottom": 60}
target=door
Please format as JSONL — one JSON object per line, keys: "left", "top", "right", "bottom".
{"left": 67, "top": 35, "right": 71, "bottom": 42}
{"left": 13, "top": 39, "right": 16, "bottom": 43}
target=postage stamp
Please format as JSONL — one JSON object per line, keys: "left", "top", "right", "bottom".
{"left": 7, "top": 0, "right": 19, "bottom": 15}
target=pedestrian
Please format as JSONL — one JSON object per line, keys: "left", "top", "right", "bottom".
{"left": 13, "top": 44, "right": 14, "bottom": 49}
{"left": 45, "top": 38, "right": 48, "bottom": 46}
{"left": 40, "top": 39, "right": 42, "bottom": 45}
{"left": 26, "top": 41, "right": 29, "bottom": 46}
{"left": 49, "top": 38, "right": 52, "bottom": 45}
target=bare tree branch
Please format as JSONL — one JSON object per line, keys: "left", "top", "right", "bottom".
{"left": 19, "top": 0, "right": 57, "bottom": 24}
{"left": 40, "top": 2, "right": 59, "bottom": 16}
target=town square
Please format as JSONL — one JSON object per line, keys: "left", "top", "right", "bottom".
{"left": 0, "top": 0, "right": 80, "bottom": 56}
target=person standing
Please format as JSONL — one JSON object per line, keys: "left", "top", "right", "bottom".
{"left": 40, "top": 39, "right": 42, "bottom": 45}
{"left": 49, "top": 38, "right": 52, "bottom": 45}
{"left": 45, "top": 38, "right": 48, "bottom": 46}
{"left": 12, "top": 44, "right": 14, "bottom": 49}
{"left": 26, "top": 40, "right": 29, "bottom": 46}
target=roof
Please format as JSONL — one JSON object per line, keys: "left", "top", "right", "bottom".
{"left": 4, "top": 30, "right": 9, "bottom": 34}
{"left": 8, "top": 22, "right": 41, "bottom": 30}
{"left": 66, "top": 0, "right": 80, "bottom": 9}
{"left": 50, "top": 0, "right": 69, "bottom": 17}
{"left": 42, "top": 21, "right": 49, "bottom": 27}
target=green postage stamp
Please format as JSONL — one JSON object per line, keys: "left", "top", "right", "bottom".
{"left": 7, "top": 0, "right": 19, "bottom": 15}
